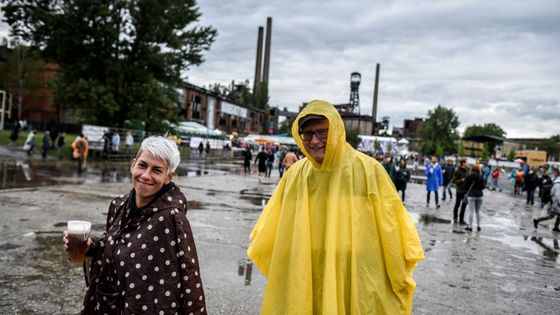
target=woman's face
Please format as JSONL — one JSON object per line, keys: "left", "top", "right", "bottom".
{"left": 130, "top": 151, "right": 173, "bottom": 205}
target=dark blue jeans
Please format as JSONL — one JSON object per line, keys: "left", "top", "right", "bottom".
{"left": 526, "top": 189, "right": 536, "bottom": 205}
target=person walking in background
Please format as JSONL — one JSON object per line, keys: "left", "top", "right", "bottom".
{"left": 72, "top": 134, "right": 89, "bottom": 174}
{"left": 23, "top": 128, "right": 37, "bottom": 156}
{"left": 383, "top": 155, "right": 396, "bottom": 183}
{"left": 425, "top": 156, "right": 443, "bottom": 208}
{"left": 9, "top": 119, "right": 21, "bottom": 145}
{"left": 514, "top": 168, "right": 524, "bottom": 195}
{"left": 198, "top": 141, "right": 204, "bottom": 156}
{"left": 482, "top": 163, "right": 491, "bottom": 188}
{"left": 277, "top": 146, "right": 287, "bottom": 178}
{"left": 41, "top": 130, "right": 51, "bottom": 159}
{"left": 451, "top": 159, "right": 469, "bottom": 224}
{"left": 56, "top": 132, "right": 66, "bottom": 160}
{"left": 243, "top": 145, "right": 252, "bottom": 175}
{"left": 282, "top": 147, "right": 298, "bottom": 171}
{"left": 464, "top": 164, "right": 486, "bottom": 232}
{"left": 125, "top": 131, "right": 134, "bottom": 155}
{"left": 255, "top": 147, "right": 268, "bottom": 177}
{"left": 111, "top": 131, "right": 120, "bottom": 153}
{"left": 533, "top": 168, "right": 560, "bottom": 232}
{"left": 394, "top": 158, "right": 411, "bottom": 202}
{"left": 247, "top": 100, "right": 424, "bottom": 314}
{"left": 265, "top": 148, "right": 275, "bottom": 178}
{"left": 441, "top": 159, "right": 455, "bottom": 201}
{"left": 538, "top": 169, "right": 553, "bottom": 207}
{"left": 490, "top": 167, "right": 502, "bottom": 191}
{"left": 524, "top": 167, "right": 539, "bottom": 205}
{"left": 205, "top": 141, "right": 211, "bottom": 156}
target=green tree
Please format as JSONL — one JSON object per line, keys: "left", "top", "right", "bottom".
{"left": 436, "top": 144, "right": 444, "bottom": 157}
{"left": 458, "top": 142, "right": 465, "bottom": 157}
{"left": 540, "top": 135, "right": 560, "bottom": 160}
{"left": 481, "top": 143, "right": 489, "bottom": 160}
{"left": 4, "top": 0, "right": 217, "bottom": 131}
{"left": 346, "top": 129, "right": 360, "bottom": 148}
{"left": 419, "top": 105, "right": 460, "bottom": 155}
{"left": 386, "top": 141, "right": 393, "bottom": 154}
{"left": 463, "top": 123, "right": 506, "bottom": 138}
{"left": 507, "top": 149, "right": 516, "bottom": 162}
{"left": 374, "top": 139, "right": 381, "bottom": 152}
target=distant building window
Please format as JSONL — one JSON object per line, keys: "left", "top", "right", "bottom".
{"left": 192, "top": 95, "right": 201, "bottom": 119}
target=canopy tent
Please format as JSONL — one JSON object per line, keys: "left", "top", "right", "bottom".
{"left": 175, "top": 121, "right": 225, "bottom": 138}
{"left": 397, "top": 138, "right": 409, "bottom": 144}
{"left": 241, "top": 134, "right": 297, "bottom": 147}
{"left": 357, "top": 135, "right": 398, "bottom": 154}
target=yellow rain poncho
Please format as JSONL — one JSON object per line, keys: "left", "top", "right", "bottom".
{"left": 247, "top": 100, "right": 424, "bottom": 315}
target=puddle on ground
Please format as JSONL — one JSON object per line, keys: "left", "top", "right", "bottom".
{"left": 188, "top": 200, "right": 204, "bottom": 210}
{"left": 419, "top": 214, "right": 452, "bottom": 225}
{"left": 0, "top": 243, "right": 23, "bottom": 250}
{"left": 482, "top": 233, "right": 559, "bottom": 265}
{"left": 240, "top": 195, "right": 267, "bottom": 207}
{"left": 237, "top": 259, "right": 254, "bottom": 286}
{"left": 0, "top": 159, "right": 233, "bottom": 190}
{"left": 0, "top": 234, "right": 85, "bottom": 313}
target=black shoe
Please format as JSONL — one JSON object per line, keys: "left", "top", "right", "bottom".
{"left": 436, "top": 204, "right": 441, "bottom": 209}
{"left": 552, "top": 227, "right": 560, "bottom": 232}
{"left": 533, "top": 219, "right": 538, "bottom": 229}
{"left": 459, "top": 221, "right": 467, "bottom": 225}
{"left": 465, "top": 227, "right": 472, "bottom": 231}
{"left": 442, "top": 198, "right": 446, "bottom": 201}
{"left": 477, "top": 227, "right": 481, "bottom": 231}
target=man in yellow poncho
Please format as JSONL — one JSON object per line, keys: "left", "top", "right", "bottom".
{"left": 247, "top": 100, "right": 424, "bottom": 314}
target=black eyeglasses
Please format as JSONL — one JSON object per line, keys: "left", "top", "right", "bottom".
{"left": 300, "top": 128, "right": 328, "bottom": 141}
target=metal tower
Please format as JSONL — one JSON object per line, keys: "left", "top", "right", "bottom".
{"left": 349, "top": 72, "right": 361, "bottom": 114}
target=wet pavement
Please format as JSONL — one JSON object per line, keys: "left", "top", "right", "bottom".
{"left": 0, "top": 153, "right": 559, "bottom": 314}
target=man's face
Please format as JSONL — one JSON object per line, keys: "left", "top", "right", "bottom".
{"left": 300, "top": 119, "right": 329, "bottom": 165}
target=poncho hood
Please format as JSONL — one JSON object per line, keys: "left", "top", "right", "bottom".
{"left": 292, "top": 100, "right": 347, "bottom": 170}
{"left": 249, "top": 100, "right": 424, "bottom": 314}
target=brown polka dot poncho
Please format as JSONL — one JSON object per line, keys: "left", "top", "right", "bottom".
{"left": 81, "top": 183, "right": 206, "bottom": 314}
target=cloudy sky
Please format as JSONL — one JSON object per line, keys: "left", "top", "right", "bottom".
{"left": 2, "top": 0, "right": 559, "bottom": 138}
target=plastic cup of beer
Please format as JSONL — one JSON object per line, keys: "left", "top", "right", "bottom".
{"left": 67, "top": 220, "right": 92, "bottom": 264}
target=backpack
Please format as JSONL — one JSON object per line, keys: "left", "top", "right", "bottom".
{"left": 516, "top": 172, "right": 523, "bottom": 182}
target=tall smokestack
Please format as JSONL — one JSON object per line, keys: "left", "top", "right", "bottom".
{"left": 253, "top": 26, "right": 264, "bottom": 93}
{"left": 262, "top": 17, "right": 273, "bottom": 85}
{"left": 372, "top": 63, "right": 380, "bottom": 134}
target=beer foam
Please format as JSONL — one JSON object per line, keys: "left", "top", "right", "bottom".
{"left": 67, "top": 220, "right": 92, "bottom": 234}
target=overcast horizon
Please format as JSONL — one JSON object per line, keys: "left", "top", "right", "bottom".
{"left": 2, "top": 0, "right": 559, "bottom": 138}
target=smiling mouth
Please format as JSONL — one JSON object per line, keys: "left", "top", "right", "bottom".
{"left": 137, "top": 179, "right": 154, "bottom": 186}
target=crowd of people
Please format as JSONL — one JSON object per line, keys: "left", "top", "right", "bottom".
{"left": 242, "top": 144, "right": 299, "bottom": 178}
{"left": 379, "top": 155, "right": 560, "bottom": 233}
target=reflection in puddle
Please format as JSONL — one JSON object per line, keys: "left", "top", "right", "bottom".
{"left": 419, "top": 214, "right": 451, "bottom": 225}
{"left": 0, "top": 159, "right": 216, "bottom": 190}
{"left": 482, "top": 233, "right": 560, "bottom": 265}
{"left": 530, "top": 236, "right": 559, "bottom": 262}
{"left": 237, "top": 259, "right": 253, "bottom": 286}
{"left": 0, "top": 243, "right": 22, "bottom": 250}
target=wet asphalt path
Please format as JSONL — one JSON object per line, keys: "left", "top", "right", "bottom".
{"left": 0, "top": 158, "right": 558, "bottom": 314}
